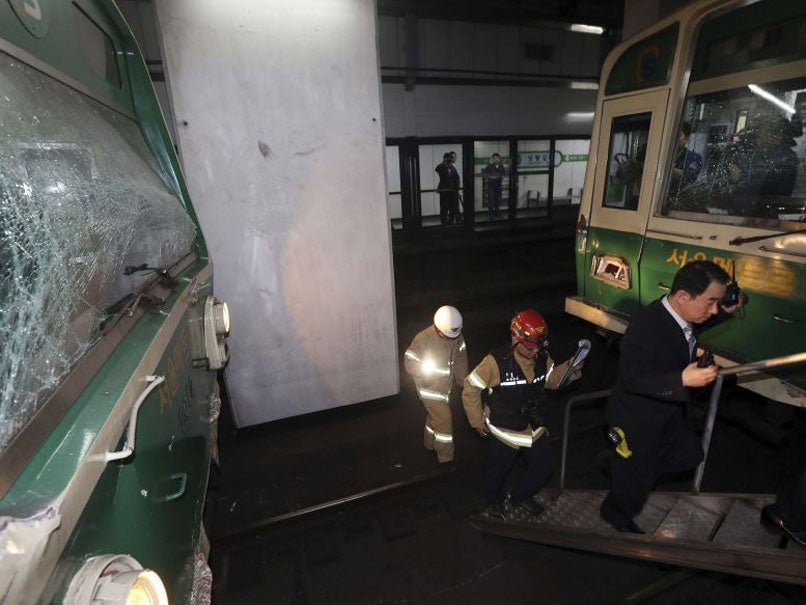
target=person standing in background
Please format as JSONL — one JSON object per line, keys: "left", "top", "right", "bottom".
{"left": 482, "top": 153, "right": 506, "bottom": 218}
{"left": 435, "top": 151, "right": 461, "bottom": 225}
{"left": 671, "top": 121, "right": 702, "bottom": 193}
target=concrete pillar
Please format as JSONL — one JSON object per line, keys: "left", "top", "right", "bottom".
{"left": 156, "top": 0, "right": 399, "bottom": 426}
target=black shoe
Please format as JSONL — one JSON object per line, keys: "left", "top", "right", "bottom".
{"left": 600, "top": 500, "right": 645, "bottom": 534}
{"left": 761, "top": 505, "right": 806, "bottom": 548}
{"left": 615, "top": 518, "right": 645, "bottom": 534}
{"left": 513, "top": 497, "right": 546, "bottom": 517}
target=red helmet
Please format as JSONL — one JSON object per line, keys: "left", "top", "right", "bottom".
{"left": 510, "top": 309, "right": 548, "bottom": 350}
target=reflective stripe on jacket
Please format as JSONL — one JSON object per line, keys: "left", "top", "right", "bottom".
{"left": 463, "top": 346, "right": 575, "bottom": 448}
{"left": 404, "top": 326, "right": 468, "bottom": 403}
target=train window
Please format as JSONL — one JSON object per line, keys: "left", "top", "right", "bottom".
{"left": 661, "top": 77, "right": 806, "bottom": 226}
{"left": 691, "top": 0, "right": 806, "bottom": 82}
{"left": 73, "top": 4, "right": 121, "bottom": 87}
{"left": 603, "top": 113, "right": 651, "bottom": 211}
{"left": 0, "top": 52, "right": 196, "bottom": 454}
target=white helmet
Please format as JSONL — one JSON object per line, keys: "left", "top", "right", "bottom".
{"left": 433, "top": 305, "right": 462, "bottom": 338}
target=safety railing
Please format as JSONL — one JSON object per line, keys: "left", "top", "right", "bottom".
{"left": 693, "top": 351, "right": 806, "bottom": 492}
{"left": 559, "top": 351, "right": 806, "bottom": 492}
{"left": 559, "top": 389, "right": 611, "bottom": 490}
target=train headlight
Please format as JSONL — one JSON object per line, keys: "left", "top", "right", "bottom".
{"left": 64, "top": 554, "right": 168, "bottom": 605}
{"left": 203, "top": 296, "right": 231, "bottom": 370}
{"left": 214, "top": 301, "right": 230, "bottom": 336}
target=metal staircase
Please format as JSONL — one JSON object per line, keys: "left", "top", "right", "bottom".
{"left": 473, "top": 353, "right": 806, "bottom": 585}
{"left": 473, "top": 488, "right": 806, "bottom": 585}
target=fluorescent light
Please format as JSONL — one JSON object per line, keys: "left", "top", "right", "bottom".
{"left": 570, "top": 23, "right": 605, "bottom": 35}
{"left": 570, "top": 81, "right": 599, "bottom": 90}
{"left": 748, "top": 84, "right": 796, "bottom": 114}
{"left": 567, "top": 112, "right": 595, "bottom": 119}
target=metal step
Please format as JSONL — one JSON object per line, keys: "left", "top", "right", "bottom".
{"left": 472, "top": 489, "right": 806, "bottom": 586}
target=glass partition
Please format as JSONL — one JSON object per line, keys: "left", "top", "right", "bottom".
{"left": 385, "top": 145, "right": 402, "bottom": 230}
{"left": 473, "top": 140, "right": 510, "bottom": 222}
{"left": 516, "top": 140, "right": 551, "bottom": 218}
{"left": 418, "top": 144, "right": 463, "bottom": 226}
{"left": 553, "top": 139, "right": 590, "bottom": 207}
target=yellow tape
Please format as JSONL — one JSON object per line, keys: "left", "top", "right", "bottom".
{"left": 613, "top": 426, "right": 632, "bottom": 459}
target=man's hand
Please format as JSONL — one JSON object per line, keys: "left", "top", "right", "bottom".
{"left": 475, "top": 425, "right": 489, "bottom": 437}
{"left": 682, "top": 361, "right": 718, "bottom": 387}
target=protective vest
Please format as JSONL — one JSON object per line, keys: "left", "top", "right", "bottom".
{"left": 487, "top": 346, "right": 548, "bottom": 431}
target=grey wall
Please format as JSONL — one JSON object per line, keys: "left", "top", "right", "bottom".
{"left": 155, "top": 0, "right": 399, "bottom": 427}
{"left": 382, "top": 83, "right": 597, "bottom": 137}
{"left": 378, "top": 16, "right": 603, "bottom": 79}
{"left": 377, "top": 15, "right": 603, "bottom": 137}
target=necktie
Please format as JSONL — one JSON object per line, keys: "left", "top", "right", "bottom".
{"left": 684, "top": 326, "right": 696, "bottom": 360}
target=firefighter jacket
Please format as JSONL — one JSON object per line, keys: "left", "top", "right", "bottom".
{"left": 463, "top": 346, "right": 578, "bottom": 448}
{"left": 404, "top": 326, "right": 468, "bottom": 405}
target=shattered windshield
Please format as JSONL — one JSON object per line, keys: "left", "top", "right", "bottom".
{"left": 0, "top": 53, "right": 196, "bottom": 454}
{"left": 660, "top": 1, "right": 806, "bottom": 225}
{"left": 661, "top": 77, "right": 806, "bottom": 224}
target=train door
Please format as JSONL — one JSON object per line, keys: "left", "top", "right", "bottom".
{"left": 583, "top": 89, "right": 669, "bottom": 319}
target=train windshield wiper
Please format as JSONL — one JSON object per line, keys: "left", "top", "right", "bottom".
{"left": 728, "top": 228, "right": 805, "bottom": 246}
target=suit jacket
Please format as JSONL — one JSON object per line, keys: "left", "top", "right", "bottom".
{"left": 435, "top": 162, "right": 460, "bottom": 191}
{"left": 607, "top": 297, "right": 729, "bottom": 444}
{"left": 482, "top": 163, "right": 506, "bottom": 190}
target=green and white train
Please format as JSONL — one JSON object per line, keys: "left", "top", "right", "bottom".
{"left": 0, "top": 1, "right": 228, "bottom": 603}
{"left": 567, "top": 0, "right": 806, "bottom": 405}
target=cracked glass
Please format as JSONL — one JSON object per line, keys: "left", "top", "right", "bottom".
{"left": 0, "top": 53, "right": 196, "bottom": 454}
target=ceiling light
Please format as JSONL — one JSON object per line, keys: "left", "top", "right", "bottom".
{"left": 571, "top": 81, "right": 599, "bottom": 90}
{"left": 748, "top": 84, "right": 796, "bottom": 114}
{"left": 570, "top": 23, "right": 605, "bottom": 35}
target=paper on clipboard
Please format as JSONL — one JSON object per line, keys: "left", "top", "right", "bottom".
{"left": 555, "top": 338, "right": 591, "bottom": 389}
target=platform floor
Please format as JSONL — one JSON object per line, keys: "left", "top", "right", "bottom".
{"left": 208, "top": 225, "right": 806, "bottom": 604}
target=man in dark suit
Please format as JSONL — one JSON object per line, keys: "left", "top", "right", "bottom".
{"left": 435, "top": 151, "right": 461, "bottom": 225}
{"left": 600, "top": 260, "right": 746, "bottom": 533}
{"left": 481, "top": 153, "right": 506, "bottom": 218}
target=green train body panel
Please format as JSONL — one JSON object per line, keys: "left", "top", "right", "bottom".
{"left": 640, "top": 238, "right": 805, "bottom": 371}
{"left": 581, "top": 226, "right": 645, "bottom": 319}
{"left": 0, "top": 1, "right": 219, "bottom": 603}
{"left": 575, "top": 226, "right": 806, "bottom": 388}
{"left": 57, "top": 273, "right": 214, "bottom": 601}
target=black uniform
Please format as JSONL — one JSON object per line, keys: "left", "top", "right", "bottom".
{"left": 483, "top": 346, "right": 553, "bottom": 506}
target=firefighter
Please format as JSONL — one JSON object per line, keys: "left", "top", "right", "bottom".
{"left": 404, "top": 305, "right": 468, "bottom": 463}
{"left": 462, "top": 310, "right": 583, "bottom": 517}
